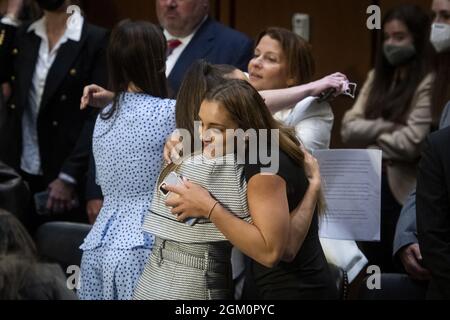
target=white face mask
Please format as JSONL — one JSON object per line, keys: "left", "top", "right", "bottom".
{"left": 430, "top": 23, "right": 450, "bottom": 53}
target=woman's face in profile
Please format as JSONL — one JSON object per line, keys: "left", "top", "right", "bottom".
{"left": 198, "top": 100, "right": 238, "bottom": 159}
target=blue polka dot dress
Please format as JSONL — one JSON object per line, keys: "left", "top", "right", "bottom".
{"left": 78, "top": 93, "right": 176, "bottom": 300}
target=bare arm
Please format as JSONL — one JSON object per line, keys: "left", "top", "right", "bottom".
{"left": 260, "top": 73, "right": 348, "bottom": 114}
{"left": 282, "top": 179, "right": 320, "bottom": 262}
{"left": 80, "top": 84, "right": 114, "bottom": 110}
{"left": 164, "top": 175, "right": 290, "bottom": 268}
{"left": 282, "top": 148, "right": 322, "bottom": 262}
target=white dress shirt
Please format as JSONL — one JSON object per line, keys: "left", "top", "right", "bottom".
{"left": 20, "top": 16, "right": 83, "bottom": 177}
{"left": 273, "top": 97, "right": 334, "bottom": 152}
{"left": 164, "top": 15, "right": 207, "bottom": 77}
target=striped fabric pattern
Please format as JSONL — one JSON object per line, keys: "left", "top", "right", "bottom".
{"left": 142, "top": 152, "right": 251, "bottom": 244}
{"left": 134, "top": 238, "right": 234, "bottom": 300}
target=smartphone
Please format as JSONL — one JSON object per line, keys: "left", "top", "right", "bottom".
{"left": 159, "top": 172, "right": 197, "bottom": 226}
{"left": 34, "top": 191, "right": 50, "bottom": 216}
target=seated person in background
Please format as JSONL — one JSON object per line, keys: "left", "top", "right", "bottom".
{"left": 0, "top": 161, "right": 29, "bottom": 222}
{"left": 0, "top": 0, "right": 108, "bottom": 232}
{"left": 394, "top": 102, "right": 450, "bottom": 282}
{"left": 417, "top": 126, "right": 450, "bottom": 300}
{"left": 394, "top": 0, "right": 450, "bottom": 282}
{"left": 0, "top": 208, "right": 77, "bottom": 300}
{"left": 341, "top": 4, "right": 433, "bottom": 272}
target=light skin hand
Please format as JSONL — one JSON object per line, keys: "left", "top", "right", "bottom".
{"left": 163, "top": 179, "right": 216, "bottom": 221}
{"left": 163, "top": 131, "right": 184, "bottom": 164}
{"left": 80, "top": 84, "right": 114, "bottom": 110}
{"left": 46, "top": 179, "right": 76, "bottom": 214}
{"left": 308, "top": 72, "right": 348, "bottom": 97}
{"left": 86, "top": 199, "right": 103, "bottom": 224}
{"left": 399, "top": 243, "right": 431, "bottom": 281}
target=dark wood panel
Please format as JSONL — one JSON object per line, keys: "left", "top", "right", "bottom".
{"left": 379, "top": 0, "right": 431, "bottom": 12}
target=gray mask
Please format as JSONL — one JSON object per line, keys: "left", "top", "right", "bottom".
{"left": 383, "top": 44, "right": 416, "bottom": 66}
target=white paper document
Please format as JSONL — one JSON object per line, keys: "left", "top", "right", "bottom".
{"left": 313, "top": 149, "right": 382, "bottom": 242}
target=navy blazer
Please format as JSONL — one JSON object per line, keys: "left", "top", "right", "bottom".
{"left": 167, "top": 17, "right": 254, "bottom": 95}
{"left": 417, "top": 126, "right": 450, "bottom": 299}
{"left": 393, "top": 102, "right": 450, "bottom": 259}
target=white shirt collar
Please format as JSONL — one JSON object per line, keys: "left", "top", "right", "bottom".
{"left": 27, "top": 16, "right": 84, "bottom": 43}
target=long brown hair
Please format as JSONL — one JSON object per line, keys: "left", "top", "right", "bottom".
{"left": 101, "top": 20, "right": 168, "bottom": 120}
{"left": 158, "top": 62, "right": 238, "bottom": 184}
{"left": 206, "top": 80, "right": 325, "bottom": 214}
{"left": 365, "top": 5, "right": 432, "bottom": 123}
{"left": 256, "top": 27, "right": 315, "bottom": 86}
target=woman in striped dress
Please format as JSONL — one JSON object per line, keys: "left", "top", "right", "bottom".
{"left": 133, "top": 78, "right": 337, "bottom": 300}
{"left": 81, "top": 59, "right": 346, "bottom": 300}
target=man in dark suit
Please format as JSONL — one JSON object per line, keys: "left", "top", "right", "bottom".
{"left": 158, "top": 0, "right": 253, "bottom": 95}
{"left": 417, "top": 126, "right": 450, "bottom": 299}
{"left": 0, "top": 0, "right": 107, "bottom": 231}
{"left": 85, "top": 0, "right": 254, "bottom": 222}
{"left": 394, "top": 102, "right": 450, "bottom": 283}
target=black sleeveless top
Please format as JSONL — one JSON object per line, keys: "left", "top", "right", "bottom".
{"left": 244, "top": 149, "right": 337, "bottom": 300}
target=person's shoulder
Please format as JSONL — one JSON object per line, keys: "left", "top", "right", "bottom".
{"left": 244, "top": 148, "right": 301, "bottom": 183}
{"left": 207, "top": 18, "right": 252, "bottom": 44}
{"left": 429, "top": 126, "right": 450, "bottom": 148}
{"left": 294, "top": 96, "right": 333, "bottom": 117}
{"left": 83, "top": 21, "right": 109, "bottom": 41}
{"left": 140, "top": 96, "right": 176, "bottom": 119}
{"left": 155, "top": 97, "right": 176, "bottom": 109}
{"left": 366, "top": 69, "right": 376, "bottom": 81}
{"left": 440, "top": 102, "right": 450, "bottom": 129}
{"left": 8, "top": 19, "right": 35, "bottom": 36}
{"left": 417, "top": 72, "right": 435, "bottom": 89}
{"left": 130, "top": 94, "right": 174, "bottom": 109}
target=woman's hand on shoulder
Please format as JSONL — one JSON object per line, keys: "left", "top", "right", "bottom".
{"left": 163, "top": 130, "right": 184, "bottom": 164}
{"left": 301, "top": 145, "right": 321, "bottom": 189}
{"left": 80, "top": 84, "right": 114, "bottom": 110}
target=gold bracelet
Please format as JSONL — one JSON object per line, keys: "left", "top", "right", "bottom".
{"left": 208, "top": 201, "right": 219, "bottom": 220}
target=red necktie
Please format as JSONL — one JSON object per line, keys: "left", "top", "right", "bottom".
{"left": 167, "top": 39, "right": 182, "bottom": 57}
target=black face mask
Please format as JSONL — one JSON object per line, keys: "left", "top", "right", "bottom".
{"left": 36, "top": 0, "right": 66, "bottom": 11}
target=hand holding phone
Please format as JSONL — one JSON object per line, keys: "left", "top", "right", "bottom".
{"left": 159, "top": 172, "right": 197, "bottom": 226}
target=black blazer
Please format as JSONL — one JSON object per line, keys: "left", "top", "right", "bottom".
{"left": 0, "top": 19, "right": 108, "bottom": 187}
{"left": 417, "top": 126, "right": 450, "bottom": 299}
{"left": 167, "top": 17, "right": 253, "bottom": 95}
